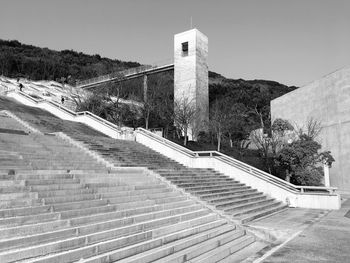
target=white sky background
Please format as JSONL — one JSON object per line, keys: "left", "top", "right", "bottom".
{"left": 0, "top": 0, "right": 349, "bottom": 86}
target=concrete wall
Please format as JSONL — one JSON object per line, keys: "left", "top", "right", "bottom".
{"left": 174, "top": 28, "right": 209, "bottom": 139}
{"left": 271, "top": 66, "right": 350, "bottom": 193}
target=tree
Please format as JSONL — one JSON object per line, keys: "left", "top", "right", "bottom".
{"left": 275, "top": 133, "right": 335, "bottom": 185}
{"left": 250, "top": 118, "right": 294, "bottom": 174}
{"left": 270, "top": 118, "right": 295, "bottom": 155}
{"left": 295, "top": 117, "right": 322, "bottom": 141}
{"left": 174, "top": 96, "right": 198, "bottom": 146}
{"left": 226, "top": 103, "right": 252, "bottom": 150}
{"left": 142, "top": 74, "right": 172, "bottom": 130}
{"left": 209, "top": 99, "right": 230, "bottom": 151}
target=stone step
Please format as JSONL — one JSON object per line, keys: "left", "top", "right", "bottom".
{"left": 0, "top": 205, "right": 205, "bottom": 254}
{"left": 42, "top": 193, "right": 101, "bottom": 205}
{"left": 30, "top": 183, "right": 85, "bottom": 191}
{"left": 38, "top": 188, "right": 96, "bottom": 198}
{"left": 205, "top": 189, "right": 260, "bottom": 202}
{"left": 0, "top": 180, "right": 25, "bottom": 187}
{"left": 0, "top": 210, "right": 214, "bottom": 263}
{"left": 232, "top": 202, "right": 286, "bottom": 222}
{"left": 0, "top": 203, "right": 207, "bottom": 241}
{"left": 120, "top": 225, "right": 243, "bottom": 263}
{"left": 0, "top": 173, "right": 75, "bottom": 180}
{"left": 190, "top": 234, "right": 255, "bottom": 262}
{"left": 100, "top": 187, "right": 172, "bottom": 199}
{"left": 0, "top": 204, "right": 52, "bottom": 218}
{"left": 213, "top": 192, "right": 265, "bottom": 207}
{"left": 161, "top": 175, "right": 229, "bottom": 181}
{"left": 189, "top": 185, "right": 248, "bottom": 195}
{"left": 105, "top": 191, "right": 180, "bottom": 205}
{"left": 0, "top": 212, "right": 61, "bottom": 229}
{"left": 0, "top": 198, "right": 41, "bottom": 209}
{"left": 171, "top": 177, "right": 235, "bottom": 184}
{"left": 184, "top": 182, "right": 243, "bottom": 191}
{"left": 59, "top": 199, "right": 195, "bottom": 221}
{"left": 0, "top": 191, "right": 38, "bottom": 200}
{"left": 25, "top": 178, "right": 81, "bottom": 186}
{"left": 157, "top": 171, "right": 222, "bottom": 176}
{"left": 50, "top": 198, "right": 108, "bottom": 212}
{"left": 0, "top": 200, "right": 194, "bottom": 228}
{"left": 92, "top": 184, "right": 165, "bottom": 194}
{"left": 38, "top": 188, "right": 174, "bottom": 206}
{"left": 196, "top": 186, "right": 252, "bottom": 198}
{"left": 223, "top": 198, "right": 275, "bottom": 214}
{"left": 237, "top": 203, "right": 288, "bottom": 224}
{"left": 58, "top": 218, "right": 230, "bottom": 263}
{"left": 11, "top": 170, "right": 110, "bottom": 175}
{"left": 175, "top": 181, "right": 239, "bottom": 188}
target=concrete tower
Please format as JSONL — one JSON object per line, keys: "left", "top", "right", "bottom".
{"left": 174, "top": 28, "right": 209, "bottom": 140}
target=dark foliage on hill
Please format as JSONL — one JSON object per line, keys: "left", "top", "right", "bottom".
{"left": 209, "top": 72, "right": 298, "bottom": 128}
{"left": 0, "top": 39, "right": 140, "bottom": 82}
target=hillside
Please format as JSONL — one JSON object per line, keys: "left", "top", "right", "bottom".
{"left": 0, "top": 39, "right": 140, "bottom": 83}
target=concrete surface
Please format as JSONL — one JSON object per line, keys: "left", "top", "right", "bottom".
{"left": 271, "top": 66, "right": 350, "bottom": 192}
{"left": 243, "top": 196, "right": 350, "bottom": 263}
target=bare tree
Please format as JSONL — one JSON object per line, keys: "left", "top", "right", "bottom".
{"left": 294, "top": 117, "right": 322, "bottom": 142}
{"left": 209, "top": 99, "right": 230, "bottom": 151}
{"left": 142, "top": 74, "right": 170, "bottom": 130}
{"left": 174, "top": 96, "right": 198, "bottom": 146}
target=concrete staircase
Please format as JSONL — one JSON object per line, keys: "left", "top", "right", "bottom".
{"left": 0, "top": 110, "right": 256, "bottom": 262}
{"left": 0, "top": 96, "right": 287, "bottom": 223}
{"left": 71, "top": 135, "right": 288, "bottom": 224}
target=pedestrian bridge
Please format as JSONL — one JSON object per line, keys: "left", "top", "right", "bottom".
{"left": 76, "top": 60, "right": 174, "bottom": 90}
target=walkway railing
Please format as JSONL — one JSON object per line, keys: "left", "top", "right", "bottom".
{"left": 76, "top": 58, "right": 174, "bottom": 88}
{"left": 136, "top": 128, "right": 337, "bottom": 195}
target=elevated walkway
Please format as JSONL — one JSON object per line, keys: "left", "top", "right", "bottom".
{"left": 76, "top": 62, "right": 174, "bottom": 89}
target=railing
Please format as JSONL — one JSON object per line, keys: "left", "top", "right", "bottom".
{"left": 137, "top": 128, "right": 196, "bottom": 157}
{"left": 7, "top": 89, "right": 131, "bottom": 135}
{"left": 76, "top": 58, "right": 174, "bottom": 88}
{"left": 136, "top": 128, "right": 337, "bottom": 195}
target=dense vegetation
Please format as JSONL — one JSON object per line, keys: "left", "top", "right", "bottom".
{"left": 0, "top": 39, "right": 139, "bottom": 83}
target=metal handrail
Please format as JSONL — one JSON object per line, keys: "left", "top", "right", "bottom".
{"left": 137, "top": 128, "right": 196, "bottom": 157}
{"left": 136, "top": 128, "right": 337, "bottom": 194}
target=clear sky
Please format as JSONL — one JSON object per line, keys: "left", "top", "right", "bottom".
{"left": 0, "top": 0, "right": 349, "bottom": 86}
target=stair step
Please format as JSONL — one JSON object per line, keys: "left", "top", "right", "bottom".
{"left": 0, "top": 210, "right": 215, "bottom": 263}
{"left": 198, "top": 187, "right": 254, "bottom": 199}
{"left": 66, "top": 219, "right": 232, "bottom": 263}
{"left": 190, "top": 234, "right": 255, "bottom": 262}
{"left": 236, "top": 203, "right": 288, "bottom": 224}
{"left": 210, "top": 192, "right": 263, "bottom": 206}
{"left": 0, "top": 205, "right": 205, "bottom": 254}
{"left": 224, "top": 198, "right": 275, "bottom": 214}
{"left": 147, "top": 226, "right": 245, "bottom": 263}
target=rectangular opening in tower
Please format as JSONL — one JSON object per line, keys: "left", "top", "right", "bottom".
{"left": 182, "top": 42, "right": 188, "bottom": 56}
